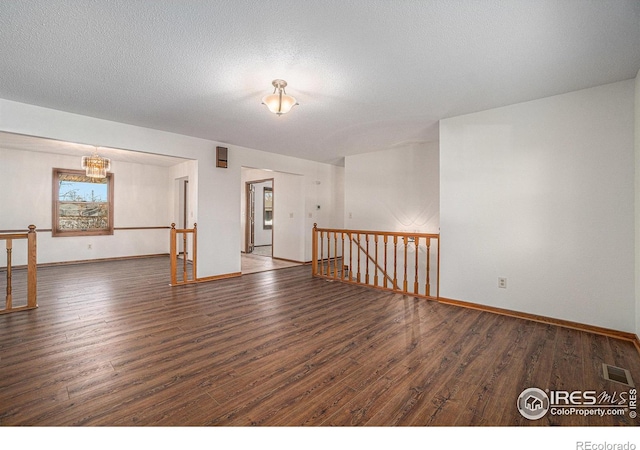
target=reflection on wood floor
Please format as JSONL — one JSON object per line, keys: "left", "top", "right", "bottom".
{"left": 241, "top": 251, "right": 302, "bottom": 274}
{"left": 1, "top": 256, "right": 639, "bottom": 426}
{"left": 251, "top": 245, "right": 272, "bottom": 257}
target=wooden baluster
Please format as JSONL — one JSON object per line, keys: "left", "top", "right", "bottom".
{"left": 6, "top": 238, "right": 12, "bottom": 310}
{"left": 393, "top": 236, "right": 398, "bottom": 290}
{"left": 326, "top": 231, "right": 330, "bottom": 277}
{"left": 348, "top": 233, "right": 353, "bottom": 281}
{"left": 329, "top": 231, "right": 337, "bottom": 278}
{"left": 383, "top": 235, "right": 388, "bottom": 288}
{"left": 321, "top": 230, "right": 326, "bottom": 276}
{"left": 414, "top": 236, "right": 420, "bottom": 295}
{"left": 327, "top": 230, "right": 331, "bottom": 277}
{"left": 426, "top": 237, "right": 431, "bottom": 297}
{"left": 403, "top": 236, "right": 408, "bottom": 292}
{"left": 326, "top": 230, "right": 330, "bottom": 276}
{"left": 333, "top": 232, "right": 338, "bottom": 280}
{"left": 356, "top": 233, "right": 361, "bottom": 283}
{"left": 365, "top": 234, "right": 369, "bottom": 284}
{"left": 311, "top": 224, "right": 318, "bottom": 276}
{"left": 374, "top": 234, "right": 379, "bottom": 287}
{"left": 27, "top": 225, "right": 37, "bottom": 308}
{"left": 340, "top": 232, "right": 345, "bottom": 280}
{"left": 325, "top": 230, "right": 331, "bottom": 277}
{"left": 170, "top": 223, "right": 177, "bottom": 286}
{"left": 324, "top": 231, "right": 331, "bottom": 277}
{"left": 326, "top": 231, "right": 331, "bottom": 277}
{"left": 182, "top": 230, "right": 188, "bottom": 282}
{"left": 192, "top": 223, "right": 197, "bottom": 282}
{"left": 305, "top": 227, "right": 439, "bottom": 297}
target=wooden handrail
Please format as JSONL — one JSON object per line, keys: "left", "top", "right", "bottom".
{"left": 314, "top": 226, "right": 440, "bottom": 239}
{"left": 0, "top": 226, "right": 171, "bottom": 234}
{"left": 0, "top": 225, "right": 38, "bottom": 314}
{"left": 169, "top": 223, "right": 197, "bottom": 286}
{"left": 312, "top": 224, "right": 439, "bottom": 300}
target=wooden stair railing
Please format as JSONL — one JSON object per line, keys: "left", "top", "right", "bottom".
{"left": 312, "top": 224, "right": 439, "bottom": 300}
{"left": 350, "top": 234, "right": 396, "bottom": 289}
{"left": 170, "top": 223, "right": 197, "bottom": 286}
{"left": 0, "top": 225, "right": 37, "bottom": 314}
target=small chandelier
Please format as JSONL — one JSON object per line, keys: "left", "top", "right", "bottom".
{"left": 81, "top": 148, "right": 111, "bottom": 178}
{"left": 262, "top": 79, "right": 298, "bottom": 116}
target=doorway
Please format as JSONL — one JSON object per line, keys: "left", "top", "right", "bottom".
{"left": 177, "top": 177, "right": 189, "bottom": 260}
{"left": 240, "top": 168, "right": 304, "bottom": 275}
{"left": 245, "top": 178, "right": 273, "bottom": 256}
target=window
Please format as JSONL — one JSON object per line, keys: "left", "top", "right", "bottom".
{"left": 52, "top": 168, "right": 114, "bottom": 237}
{"left": 263, "top": 187, "right": 273, "bottom": 229}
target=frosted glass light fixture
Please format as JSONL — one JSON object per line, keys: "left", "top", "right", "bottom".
{"left": 81, "top": 148, "right": 111, "bottom": 178}
{"left": 262, "top": 79, "right": 298, "bottom": 115}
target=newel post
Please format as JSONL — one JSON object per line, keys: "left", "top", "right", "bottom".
{"left": 170, "top": 223, "right": 177, "bottom": 286}
{"left": 26, "top": 225, "right": 37, "bottom": 308}
{"left": 192, "top": 223, "right": 197, "bottom": 282}
{"left": 5, "top": 237, "right": 12, "bottom": 310}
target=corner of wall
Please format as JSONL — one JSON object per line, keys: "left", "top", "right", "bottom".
{"left": 635, "top": 69, "right": 640, "bottom": 338}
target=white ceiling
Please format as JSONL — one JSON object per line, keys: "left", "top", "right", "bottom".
{"left": 1, "top": 0, "right": 639, "bottom": 166}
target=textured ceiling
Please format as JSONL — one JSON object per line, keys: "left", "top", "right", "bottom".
{"left": 1, "top": 0, "right": 639, "bottom": 165}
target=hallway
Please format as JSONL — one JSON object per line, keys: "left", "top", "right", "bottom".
{"left": 240, "top": 250, "right": 302, "bottom": 275}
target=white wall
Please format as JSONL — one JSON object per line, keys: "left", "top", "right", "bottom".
{"left": 272, "top": 172, "right": 305, "bottom": 261}
{"left": 440, "top": 80, "right": 636, "bottom": 332}
{"left": 0, "top": 98, "right": 344, "bottom": 275}
{"left": 237, "top": 149, "right": 344, "bottom": 263}
{"left": 0, "top": 98, "right": 230, "bottom": 277}
{"left": 0, "top": 147, "right": 172, "bottom": 265}
{"left": 240, "top": 168, "right": 305, "bottom": 262}
{"left": 169, "top": 159, "right": 198, "bottom": 262}
{"left": 344, "top": 142, "right": 440, "bottom": 233}
{"left": 239, "top": 170, "right": 273, "bottom": 249}
{"left": 170, "top": 159, "right": 198, "bottom": 229}
{"left": 635, "top": 69, "right": 640, "bottom": 337}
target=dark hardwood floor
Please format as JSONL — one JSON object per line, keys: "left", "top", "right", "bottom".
{"left": 0, "top": 256, "right": 638, "bottom": 426}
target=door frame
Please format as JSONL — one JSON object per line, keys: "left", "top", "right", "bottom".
{"left": 244, "top": 178, "right": 274, "bottom": 254}
{"left": 176, "top": 176, "right": 190, "bottom": 259}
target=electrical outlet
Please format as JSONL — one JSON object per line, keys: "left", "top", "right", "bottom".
{"left": 88, "top": 244, "right": 92, "bottom": 250}
{"left": 498, "top": 277, "right": 507, "bottom": 289}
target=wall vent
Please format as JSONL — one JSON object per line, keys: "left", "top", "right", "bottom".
{"left": 602, "top": 363, "right": 634, "bottom": 387}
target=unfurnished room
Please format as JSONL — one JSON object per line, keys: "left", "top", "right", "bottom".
{"left": 1, "top": 0, "right": 640, "bottom": 446}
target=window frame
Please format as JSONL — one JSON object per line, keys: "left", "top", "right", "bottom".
{"left": 52, "top": 168, "right": 114, "bottom": 237}
{"left": 263, "top": 186, "right": 273, "bottom": 230}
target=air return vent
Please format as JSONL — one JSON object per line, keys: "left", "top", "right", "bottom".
{"left": 602, "top": 363, "right": 634, "bottom": 387}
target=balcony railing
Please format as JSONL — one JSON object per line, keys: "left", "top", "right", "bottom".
{"left": 0, "top": 225, "right": 38, "bottom": 314}
{"left": 311, "top": 224, "right": 439, "bottom": 299}
{"left": 170, "top": 223, "right": 197, "bottom": 286}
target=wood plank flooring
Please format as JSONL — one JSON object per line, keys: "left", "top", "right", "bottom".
{"left": 0, "top": 256, "right": 638, "bottom": 426}
{"left": 241, "top": 252, "right": 301, "bottom": 274}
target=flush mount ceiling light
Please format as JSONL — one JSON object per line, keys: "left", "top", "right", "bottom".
{"left": 81, "top": 147, "right": 111, "bottom": 178}
{"left": 262, "top": 79, "right": 298, "bottom": 116}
